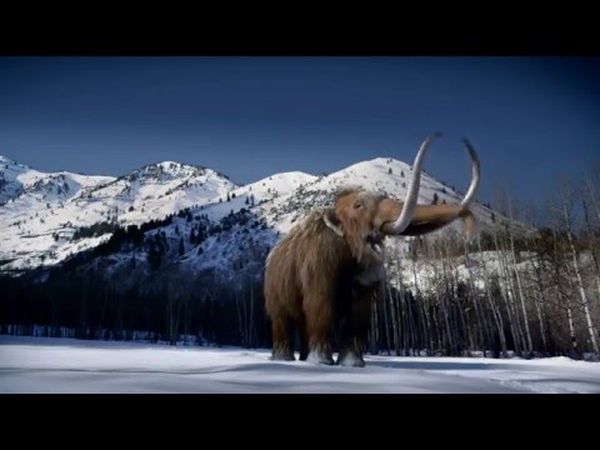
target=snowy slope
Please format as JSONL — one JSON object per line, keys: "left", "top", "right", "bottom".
{"left": 198, "top": 170, "right": 317, "bottom": 223}
{"left": 1, "top": 336, "right": 599, "bottom": 393}
{"left": 170, "top": 156, "right": 498, "bottom": 280}
{"left": 0, "top": 157, "right": 236, "bottom": 273}
{"left": 81, "top": 161, "right": 236, "bottom": 224}
{"left": 253, "top": 157, "right": 496, "bottom": 234}
{"left": 0, "top": 152, "right": 502, "bottom": 280}
{"left": 0, "top": 155, "right": 116, "bottom": 271}
{"left": 0, "top": 154, "right": 113, "bottom": 206}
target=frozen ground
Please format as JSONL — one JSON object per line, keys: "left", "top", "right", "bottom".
{"left": 1, "top": 336, "right": 599, "bottom": 393}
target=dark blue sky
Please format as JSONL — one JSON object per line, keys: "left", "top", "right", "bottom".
{"left": 1, "top": 57, "right": 599, "bottom": 207}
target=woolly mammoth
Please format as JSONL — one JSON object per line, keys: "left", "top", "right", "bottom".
{"left": 264, "top": 134, "right": 481, "bottom": 367}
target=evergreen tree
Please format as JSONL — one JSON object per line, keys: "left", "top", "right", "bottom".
{"left": 148, "top": 244, "right": 162, "bottom": 271}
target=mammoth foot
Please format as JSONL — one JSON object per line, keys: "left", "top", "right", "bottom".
{"left": 270, "top": 349, "right": 296, "bottom": 361}
{"left": 337, "top": 350, "right": 366, "bottom": 367}
{"left": 306, "top": 350, "right": 334, "bottom": 365}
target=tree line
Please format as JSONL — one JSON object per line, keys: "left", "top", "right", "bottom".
{"left": 367, "top": 176, "right": 600, "bottom": 359}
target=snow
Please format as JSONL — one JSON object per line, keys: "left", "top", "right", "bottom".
{"left": 1, "top": 151, "right": 508, "bottom": 281}
{"left": 1, "top": 336, "right": 599, "bottom": 393}
{"left": 174, "top": 155, "right": 501, "bottom": 278}
{"left": 0, "top": 158, "right": 235, "bottom": 273}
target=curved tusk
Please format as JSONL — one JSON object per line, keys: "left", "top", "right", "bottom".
{"left": 388, "top": 132, "right": 441, "bottom": 234}
{"left": 460, "top": 138, "right": 481, "bottom": 208}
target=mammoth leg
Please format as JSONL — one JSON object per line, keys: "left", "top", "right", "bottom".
{"left": 270, "top": 316, "right": 295, "bottom": 361}
{"left": 304, "top": 296, "right": 334, "bottom": 365}
{"left": 298, "top": 313, "right": 310, "bottom": 361}
{"left": 337, "top": 290, "right": 374, "bottom": 367}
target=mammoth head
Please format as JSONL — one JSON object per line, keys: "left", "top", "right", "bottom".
{"left": 323, "top": 134, "right": 481, "bottom": 264}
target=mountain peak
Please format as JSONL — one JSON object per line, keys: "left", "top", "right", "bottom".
{"left": 345, "top": 157, "right": 413, "bottom": 172}
{"left": 0, "top": 154, "right": 28, "bottom": 169}
{"left": 153, "top": 160, "right": 203, "bottom": 170}
{"left": 0, "top": 151, "right": 498, "bottom": 275}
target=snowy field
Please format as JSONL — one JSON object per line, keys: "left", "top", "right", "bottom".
{"left": 1, "top": 336, "right": 599, "bottom": 393}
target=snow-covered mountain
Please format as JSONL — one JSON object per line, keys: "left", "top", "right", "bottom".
{"left": 0, "top": 153, "right": 497, "bottom": 278}
{"left": 0, "top": 155, "right": 113, "bottom": 206}
{"left": 0, "top": 156, "right": 235, "bottom": 273}
{"left": 192, "top": 157, "right": 495, "bottom": 279}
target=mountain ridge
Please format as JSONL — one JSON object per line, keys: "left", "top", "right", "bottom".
{"left": 0, "top": 153, "right": 497, "bottom": 277}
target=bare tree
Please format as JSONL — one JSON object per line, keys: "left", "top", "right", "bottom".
{"left": 506, "top": 195, "right": 533, "bottom": 355}
{"left": 558, "top": 180, "right": 599, "bottom": 353}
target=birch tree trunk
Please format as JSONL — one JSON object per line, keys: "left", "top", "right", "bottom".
{"left": 436, "top": 240, "right": 455, "bottom": 355}
{"left": 506, "top": 198, "right": 533, "bottom": 354}
{"left": 382, "top": 283, "right": 392, "bottom": 355}
{"left": 527, "top": 236, "right": 549, "bottom": 353}
{"left": 582, "top": 194, "right": 600, "bottom": 307}
{"left": 387, "top": 283, "right": 401, "bottom": 355}
{"left": 493, "top": 226, "right": 523, "bottom": 354}
{"left": 477, "top": 235, "right": 508, "bottom": 357}
{"left": 464, "top": 241, "right": 489, "bottom": 354}
{"left": 561, "top": 187, "right": 599, "bottom": 353}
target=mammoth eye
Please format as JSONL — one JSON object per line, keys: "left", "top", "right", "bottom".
{"left": 353, "top": 201, "right": 363, "bottom": 209}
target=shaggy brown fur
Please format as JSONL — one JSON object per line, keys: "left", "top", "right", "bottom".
{"left": 264, "top": 188, "right": 475, "bottom": 366}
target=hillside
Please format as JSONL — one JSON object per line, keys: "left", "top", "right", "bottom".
{"left": 0, "top": 153, "right": 498, "bottom": 280}
{"left": 0, "top": 157, "right": 235, "bottom": 273}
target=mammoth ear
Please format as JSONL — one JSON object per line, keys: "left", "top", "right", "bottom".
{"left": 323, "top": 208, "right": 344, "bottom": 237}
